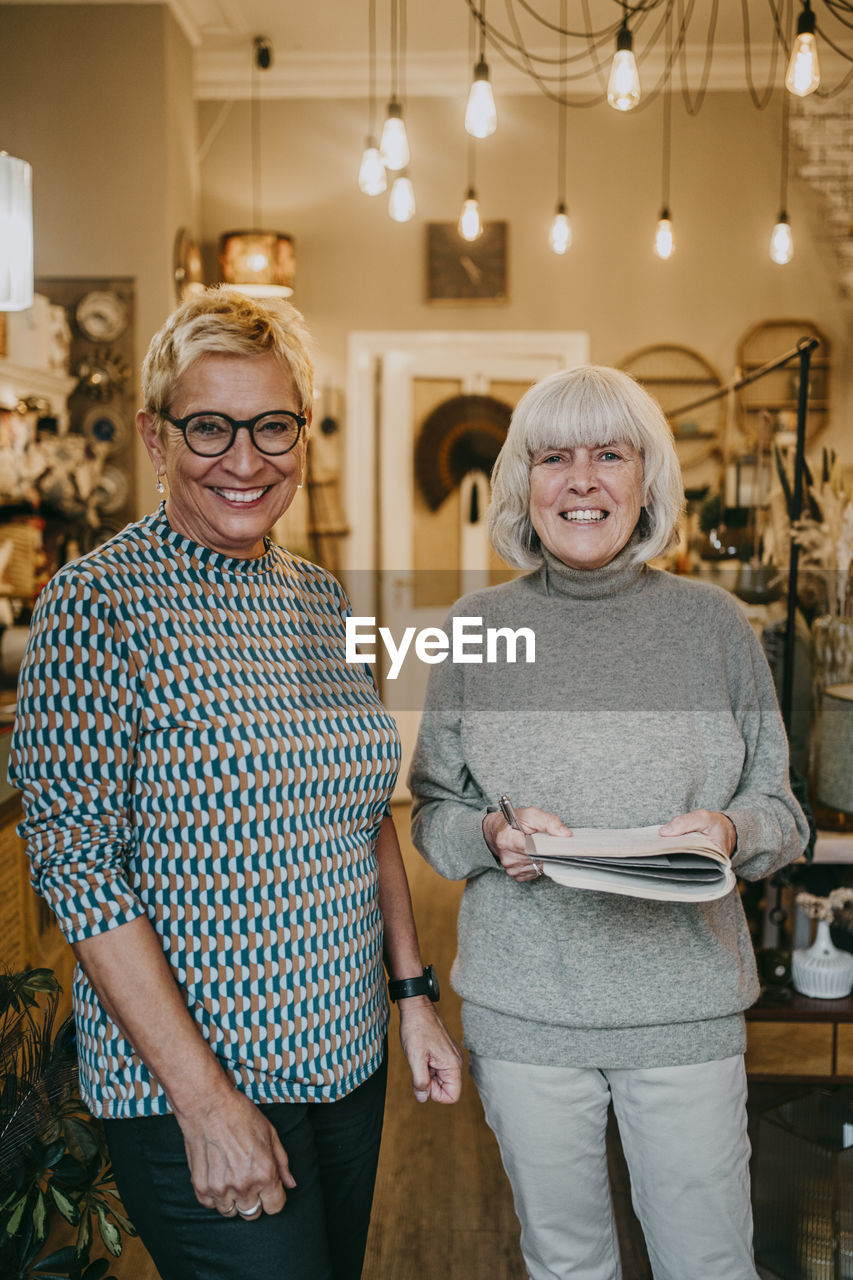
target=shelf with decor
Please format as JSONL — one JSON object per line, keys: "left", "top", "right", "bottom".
{"left": 0, "top": 358, "right": 76, "bottom": 427}
{"left": 735, "top": 319, "right": 831, "bottom": 447}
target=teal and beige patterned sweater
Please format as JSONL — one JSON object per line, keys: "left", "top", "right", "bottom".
{"left": 410, "top": 546, "right": 809, "bottom": 1070}
{"left": 10, "top": 506, "right": 400, "bottom": 1117}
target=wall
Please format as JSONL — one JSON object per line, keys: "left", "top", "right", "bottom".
{"left": 2, "top": 3, "right": 197, "bottom": 515}
{"left": 198, "top": 89, "right": 852, "bottom": 467}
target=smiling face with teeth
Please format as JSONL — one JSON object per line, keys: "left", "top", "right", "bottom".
{"left": 138, "top": 351, "right": 308, "bottom": 559}
{"left": 529, "top": 441, "right": 645, "bottom": 570}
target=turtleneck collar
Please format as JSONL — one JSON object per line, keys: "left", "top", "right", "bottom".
{"left": 151, "top": 502, "right": 278, "bottom": 575}
{"left": 538, "top": 538, "right": 648, "bottom": 600}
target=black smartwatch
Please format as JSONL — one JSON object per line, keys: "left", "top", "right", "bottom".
{"left": 388, "top": 964, "right": 440, "bottom": 1003}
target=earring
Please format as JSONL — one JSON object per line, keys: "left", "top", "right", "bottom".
{"left": 156, "top": 473, "right": 166, "bottom": 495}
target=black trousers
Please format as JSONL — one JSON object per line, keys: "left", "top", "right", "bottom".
{"left": 103, "top": 1055, "right": 387, "bottom": 1280}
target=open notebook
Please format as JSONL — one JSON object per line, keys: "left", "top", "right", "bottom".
{"left": 527, "top": 825, "right": 736, "bottom": 903}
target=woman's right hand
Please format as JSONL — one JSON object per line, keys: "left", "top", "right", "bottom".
{"left": 175, "top": 1084, "right": 297, "bottom": 1219}
{"left": 482, "top": 806, "right": 572, "bottom": 882}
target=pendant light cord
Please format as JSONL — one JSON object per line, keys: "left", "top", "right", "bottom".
{"left": 779, "top": 85, "right": 790, "bottom": 210}
{"left": 557, "top": 0, "right": 567, "bottom": 201}
{"left": 390, "top": 0, "right": 398, "bottom": 101}
{"left": 251, "top": 43, "right": 261, "bottom": 227}
{"left": 661, "top": 10, "right": 671, "bottom": 207}
{"left": 368, "top": 0, "right": 377, "bottom": 135}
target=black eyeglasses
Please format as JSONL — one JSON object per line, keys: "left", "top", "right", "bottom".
{"left": 160, "top": 409, "right": 307, "bottom": 457}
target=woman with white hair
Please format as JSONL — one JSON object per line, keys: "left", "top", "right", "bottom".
{"left": 410, "top": 365, "right": 808, "bottom": 1280}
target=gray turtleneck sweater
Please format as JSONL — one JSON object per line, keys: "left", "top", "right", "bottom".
{"left": 409, "top": 547, "right": 809, "bottom": 1068}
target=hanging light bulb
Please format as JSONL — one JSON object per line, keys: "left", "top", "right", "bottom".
{"left": 388, "top": 172, "right": 416, "bottom": 222}
{"left": 465, "top": 56, "right": 498, "bottom": 138}
{"left": 380, "top": 100, "right": 410, "bottom": 171}
{"left": 786, "top": 1, "right": 821, "bottom": 97}
{"left": 358, "top": 138, "right": 387, "bottom": 195}
{"left": 654, "top": 208, "right": 675, "bottom": 259}
{"left": 607, "top": 22, "right": 641, "bottom": 112}
{"left": 549, "top": 203, "right": 572, "bottom": 255}
{"left": 458, "top": 188, "right": 483, "bottom": 241}
{"left": 0, "top": 153, "right": 34, "bottom": 310}
{"left": 770, "top": 212, "right": 794, "bottom": 264}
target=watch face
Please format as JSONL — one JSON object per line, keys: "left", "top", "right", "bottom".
{"left": 424, "top": 964, "right": 440, "bottom": 1001}
{"left": 75, "top": 290, "right": 129, "bottom": 342}
{"left": 426, "top": 221, "right": 508, "bottom": 305}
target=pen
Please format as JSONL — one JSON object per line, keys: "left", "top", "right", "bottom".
{"left": 499, "top": 793, "right": 522, "bottom": 831}
{"left": 500, "top": 793, "right": 544, "bottom": 878}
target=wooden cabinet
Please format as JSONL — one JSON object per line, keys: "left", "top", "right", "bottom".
{"left": 746, "top": 990, "right": 853, "bottom": 1083}
{"left": 0, "top": 785, "right": 74, "bottom": 1013}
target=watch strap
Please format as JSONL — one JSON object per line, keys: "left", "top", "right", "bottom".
{"left": 388, "top": 965, "right": 439, "bottom": 1003}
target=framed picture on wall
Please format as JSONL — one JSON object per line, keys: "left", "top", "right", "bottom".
{"left": 426, "top": 221, "right": 508, "bottom": 305}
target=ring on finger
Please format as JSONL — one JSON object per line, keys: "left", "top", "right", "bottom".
{"left": 236, "top": 1198, "right": 263, "bottom": 1218}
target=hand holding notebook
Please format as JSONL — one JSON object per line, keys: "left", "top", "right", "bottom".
{"left": 526, "top": 824, "right": 736, "bottom": 903}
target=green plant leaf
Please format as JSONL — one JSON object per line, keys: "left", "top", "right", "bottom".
{"left": 32, "top": 1190, "right": 47, "bottom": 1244}
{"left": 48, "top": 1184, "right": 77, "bottom": 1224}
{"left": 95, "top": 1207, "right": 121, "bottom": 1257}
{"left": 5, "top": 1194, "right": 28, "bottom": 1237}
{"left": 75, "top": 1210, "right": 90, "bottom": 1255}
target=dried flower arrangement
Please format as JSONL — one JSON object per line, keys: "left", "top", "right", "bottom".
{"left": 774, "top": 447, "right": 853, "bottom": 618}
{"left": 796, "top": 887, "right": 853, "bottom": 929}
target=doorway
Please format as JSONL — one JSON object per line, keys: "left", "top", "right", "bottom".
{"left": 345, "top": 330, "right": 589, "bottom": 791}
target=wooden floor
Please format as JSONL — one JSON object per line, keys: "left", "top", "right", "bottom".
{"left": 109, "top": 809, "right": 654, "bottom": 1280}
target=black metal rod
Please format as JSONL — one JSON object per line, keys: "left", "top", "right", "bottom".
{"left": 780, "top": 342, "right": 814, "bottom": 732}
{"left": 667, "top": 336, "right": 819, "bottom": 420}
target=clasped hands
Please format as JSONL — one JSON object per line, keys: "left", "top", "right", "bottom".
{"left": 482, "top": 805, "right": 737, "bottom": 883}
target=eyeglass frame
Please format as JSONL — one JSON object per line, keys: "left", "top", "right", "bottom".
{"left": 158, "top": 408, "right": 307, "bottom": 457}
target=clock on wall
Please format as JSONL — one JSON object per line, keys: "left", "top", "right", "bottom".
{"left": 426, "top": 221, "right": 508, "bottom": 305}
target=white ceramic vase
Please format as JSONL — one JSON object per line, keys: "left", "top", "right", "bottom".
{"left": 792, "top": 919, "right": 853, "bottom": 999}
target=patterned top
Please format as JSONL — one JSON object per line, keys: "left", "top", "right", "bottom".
{"left": 10, "top": 507, "right": 400, "bottom": 1118}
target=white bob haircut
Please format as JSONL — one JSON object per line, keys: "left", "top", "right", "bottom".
{"left": 488, "top": 364, "right": 684, "bottom": 569}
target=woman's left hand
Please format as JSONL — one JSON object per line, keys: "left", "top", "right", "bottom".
{"left": 397, "top": 999, "right": 463, "bottom": 1104}
{"left": 659, "top": 809, "right": 737, "bottom": 858}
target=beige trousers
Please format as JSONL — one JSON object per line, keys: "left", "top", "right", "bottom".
{"left": 469, "top": 1053, "right": 759, "bottom": 1280}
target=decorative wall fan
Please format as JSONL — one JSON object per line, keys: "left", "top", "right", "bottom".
{"left": 415, "top": 393, "right": 511, "bottom": 510}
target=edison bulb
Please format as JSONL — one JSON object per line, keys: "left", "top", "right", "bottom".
{"left": 380, "top": 104, "right": 410, "bottom": 171}
{"left": 654, "top": 215, "right": 674, "bottom": 260}
{"left": 770, "top": 216, "right": 794, "bottom": 264}
{"left": 786, "top": 33, "right": 820, "bottom": 97}
{"left": 465, "top": 58, "right": 497, "bottom": 138}
{"left": 358, "top": 143, "right": 386, "bottom": 196}
{"left": 607, "top": 28, "right": 640, "bottom": 112}
{"left": 458, "top": 192, "right": 482, "bottom": 242}
{"left": 549, "top": 206, "right": 572, "bottom": 254}
{"left": 389, "top": 175, "right": 416, "bottom": 223}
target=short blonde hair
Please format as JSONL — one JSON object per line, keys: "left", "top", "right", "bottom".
{"left": 141, "top": 288, "right": 314, "bottom": 430}
{"left": 488, "top": 365, "right": 684, "bottom": 568}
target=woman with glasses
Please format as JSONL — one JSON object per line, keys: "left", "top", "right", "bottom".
{"left": 10, "top": 288, "right": 461, "bottom": 1280}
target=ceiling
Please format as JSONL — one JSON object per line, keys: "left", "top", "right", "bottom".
{"left": 6, "top": 0, "right": 841, "bottom": 100}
